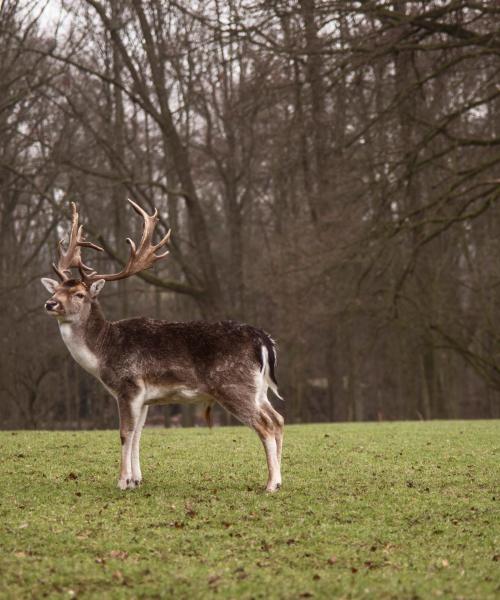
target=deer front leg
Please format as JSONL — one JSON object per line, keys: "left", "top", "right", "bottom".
{"left": 130, "top": 405, "right": 149, "bottom": 486}
{"left": 117, "top": 389, "right": 144, "bottom": 491}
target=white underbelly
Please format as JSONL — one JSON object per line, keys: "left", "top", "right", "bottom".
{"left": 143, "top": 384, "right": 210, "bottom": 406}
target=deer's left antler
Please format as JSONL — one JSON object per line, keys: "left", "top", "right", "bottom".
{"left": 52, "top": 200, "right": 171, "bottom": 285}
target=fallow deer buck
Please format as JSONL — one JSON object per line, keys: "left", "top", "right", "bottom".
{"left": 41, "top": 201, "right": 284, "bottom": 492}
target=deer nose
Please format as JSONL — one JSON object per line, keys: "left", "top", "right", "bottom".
{"left": 45, "top": 300, "right": 59, "bottom": 311}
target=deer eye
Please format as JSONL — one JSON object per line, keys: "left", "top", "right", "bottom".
{"left": 75, "top": 293, "right": 85, "bottom": 299}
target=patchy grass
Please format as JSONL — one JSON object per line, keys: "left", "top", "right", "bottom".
{"left": 0, "top": 421, "right": 499, "bottom": 599}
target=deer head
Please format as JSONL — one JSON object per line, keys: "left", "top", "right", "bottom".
{"left": 41, "top": 200, "right": 171, "bottom": 322}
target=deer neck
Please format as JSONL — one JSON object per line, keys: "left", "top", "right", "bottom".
{"left": 58, "top": 302, "right": 108, "bottom": 377}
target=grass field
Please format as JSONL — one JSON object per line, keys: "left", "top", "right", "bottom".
{"left": 0, "top": 421, "right": 499, "bottom": 599}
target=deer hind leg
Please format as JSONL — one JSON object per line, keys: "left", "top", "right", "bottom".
{"left": 215, "top": 387, "right": 284, "bottom": 492}
{"left": 254, "top": 399, "right": 284, "bottom": 492}
{"left": 264, "top": 399, "right": 284, "bottom": 468}
{"left": 117, "top": 384, "right": 144, "bottom": 491}
{"left": 130, "top": 405, "right": 149, "bottom": 487}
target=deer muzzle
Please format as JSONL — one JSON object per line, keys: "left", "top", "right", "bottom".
{"left": 45, "top": 300, "right": 60, "bottom": 313}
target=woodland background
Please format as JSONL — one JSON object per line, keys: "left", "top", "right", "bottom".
{"left": 1, "top": 0, "right": 499, "bottom": 429}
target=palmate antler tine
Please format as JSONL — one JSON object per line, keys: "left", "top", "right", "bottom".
{"left": 153, "top": 229, "right": 171, "bottom": 258}
{"left": 53, "top": 202, "right": 104, "bottom": 282}
{"left": 135, "top": 212, "right": 171, "bottom": 258}
{"left": 127, "top": 198, "right": 150, "bottom": 219}
{"left": 128, "top": 198, "right": 158, "bottom": 249}
{"left": 52, "top": 261, "right": 68, "bottom": 281}
{"left": 78, "top": 239, "right": 104, "bottom": 252}
{"left": 53, "top": 203, "right": 79, "bottom": 280}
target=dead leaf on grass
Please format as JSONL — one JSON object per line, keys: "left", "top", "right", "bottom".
{"left": 76, "top": 530, "right": 91, "bottom": 540}
{"left": 208, "top": 574, "right": 221, "bottom": 586}
{"left": 109, "top": 550, "right": 128, "bottom": 560}
{"left": 233, "top": 567, "right": 247, "bottom": 580}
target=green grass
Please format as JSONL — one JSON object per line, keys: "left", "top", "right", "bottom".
{"left": 0, "top": 422, "right": 499, "bottom": 599}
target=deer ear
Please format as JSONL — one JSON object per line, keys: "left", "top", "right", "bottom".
{"left": 89, "top": 279, "right": 106, "bottom": 298}
{"left": 41, "top": 278, "right": 59, "bottom": 294}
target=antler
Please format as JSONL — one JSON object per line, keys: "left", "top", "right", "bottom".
{"left": 52, "top": 200, "right": 171, "bottom": 285}
{"left": 53, "top": 202, "right": 104, "bottom": 281}
{"left": 85, "top": 199, "right": 171, "bottom": 283}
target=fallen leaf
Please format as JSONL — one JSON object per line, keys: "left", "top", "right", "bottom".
{"left": 327, "top": 555, "right": 337, "bottom": 565}
{"left": 109, "top": 550, "right": 128, "bottom": 560}
{"left": 76, "top": 530, "right": 91, "bottom": 539}
{"left": 234, "top": 568, "right": 247, "bottom": 580}
{"left": 208, "top": 574, "right": 221, "bottom": 586}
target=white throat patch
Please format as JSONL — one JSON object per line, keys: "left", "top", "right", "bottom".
{"left": 59, "top": 323, "right": 100, "bottom": 376}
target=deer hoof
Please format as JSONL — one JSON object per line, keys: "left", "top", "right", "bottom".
{"left": 266, "top": 482, "right": 282, "bottom": 493}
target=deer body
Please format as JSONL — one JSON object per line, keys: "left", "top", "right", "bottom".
{"left": 42, "top": 201, "right": 284, "bottom": 492}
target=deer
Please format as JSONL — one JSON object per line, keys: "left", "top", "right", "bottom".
{"left": 41, "top": 201, "right": 284, "bottom": 492}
